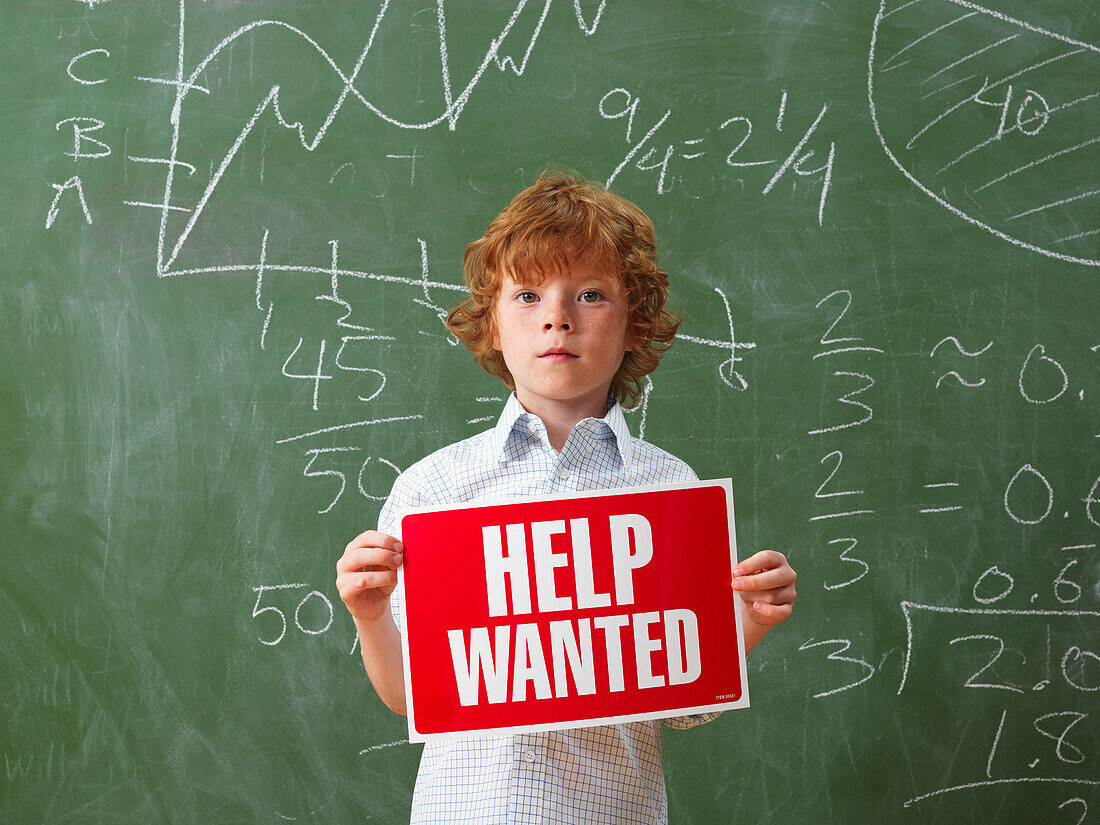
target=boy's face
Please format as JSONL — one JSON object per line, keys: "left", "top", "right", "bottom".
{"left": 492, "top": 255, "right": 632, "bottom": 418}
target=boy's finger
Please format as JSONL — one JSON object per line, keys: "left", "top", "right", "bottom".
{"left": 732, "top": 549, "right": 785, "bottom": 577}
{"left": 752, "top": 600, "right": 793, "bottom": 622}
{"left": 338, "top": 569, "right": 397, "bottom": 596}
{"left": 338, "top": 578, "right": 366, "bottom": 602}
{"left": 739, "top": 584, "right": 796, "bottom": 605}
{"left": 345, "top": 532, "right": 404, "bottom": 554}
{"left": 355, "top": 570, "right": 398, "bottom": 589}
{"left": 337, "top": 545, "right": 404, "bottom": 573}
{"left": 732, "top": 566, "right": 794, "bottom": 592}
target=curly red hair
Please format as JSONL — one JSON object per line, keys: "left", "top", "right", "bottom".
{"left": 446, "top": 171, "right": 680, "bottom": 408}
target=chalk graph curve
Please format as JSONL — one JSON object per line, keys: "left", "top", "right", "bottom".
{"left": 156, "top": 0, "right": 606, "bottom": 275}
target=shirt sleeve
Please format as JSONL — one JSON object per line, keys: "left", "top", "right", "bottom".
{"left": 377, "top": 463, "right": 431, "bottom": 540}
{"left": 376, "top": 463, "right": 435, "bottom": 635}
{"left": 661, "top": 711, "right": 723, "bottom": 730}
{"left": 651, "top": 447, "right": 699, "bottom": 485}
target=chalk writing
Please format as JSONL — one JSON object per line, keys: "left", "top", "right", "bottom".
{"left": 32, "top": 3, "right": 1096, "bottom": 821}
{"left": 141, "top": 0, "right": 609, "bottom": 275}
{"left": 798, "top": 637, "right": 877, "bottom": 698}
{"left": 251, "top": 584, "right": 335, "bottom": 646}
{"left": 809, "top": 290, "right": 883, "bottom": 435}
{"left": 600, "top": 86, "right": 837, "bottom": 224}
{"left": 870, "top": 0, "right": 1100, "bottom": 265}
{"left": 675, "top": 287, "right": 757, "bottom": 392}
{"left": 46, "top": 25, "right": 112, "bottom": 227}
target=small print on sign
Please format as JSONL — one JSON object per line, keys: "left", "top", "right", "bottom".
{"left": 398, "top": 479, "right": 748, "bottom": 741}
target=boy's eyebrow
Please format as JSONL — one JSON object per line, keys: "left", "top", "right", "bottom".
{"left": 503, "top": 268, "right": 619, "bottom": 284}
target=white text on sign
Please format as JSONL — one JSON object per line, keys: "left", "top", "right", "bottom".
{"left": 446, "top": 514, "right": 703, "bottom": 706}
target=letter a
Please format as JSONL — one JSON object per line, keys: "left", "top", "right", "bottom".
{"left": 46, "top": 177, "right": 93, "bottom": 228}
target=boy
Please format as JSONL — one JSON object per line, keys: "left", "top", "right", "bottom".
{"left": 336, "top": 172, "right": 796, "bottom": 824}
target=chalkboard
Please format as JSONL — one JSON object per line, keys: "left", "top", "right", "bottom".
{"left": 2, "top": 1, "right": 1097, "bottom": 823}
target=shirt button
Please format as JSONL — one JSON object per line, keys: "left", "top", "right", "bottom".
{"left": 523, "top": 749, "right": 537, "bottom": 763}
{"left": 556, "top": 466, "right": 570, "bottom": 479}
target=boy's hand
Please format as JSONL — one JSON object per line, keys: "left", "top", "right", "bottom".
{"left": 336, "top": 531, "right": 404, "bottom": 624}
{"left": 732, "top": 550, "right": 796, "bottom": 627}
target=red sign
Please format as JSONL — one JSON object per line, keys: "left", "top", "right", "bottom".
{"left": 398, "top": 479, "right": 748, "bottom": 741}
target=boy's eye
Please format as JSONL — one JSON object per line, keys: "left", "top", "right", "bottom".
{"left": 580, "top": 290, "right": 603, "bottom": 303}
{"left": 517, "top": 291, "right": 538, "bottom": 304}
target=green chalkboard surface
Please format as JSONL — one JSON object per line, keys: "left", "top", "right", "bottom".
{"left": 2, "top": 1, "right": 1097, "bottom": 823}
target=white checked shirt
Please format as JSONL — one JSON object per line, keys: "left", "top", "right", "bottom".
{"left": 377, "top": 394, "right": 721, "bottom": 825}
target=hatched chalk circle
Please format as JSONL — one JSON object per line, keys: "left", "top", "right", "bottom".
{"left": 869, "top": 0, "right": 1100, "bottom": 266}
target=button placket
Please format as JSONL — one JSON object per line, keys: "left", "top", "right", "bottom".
{"left": 516, "top": 734, "right": 541, "bottom": 766}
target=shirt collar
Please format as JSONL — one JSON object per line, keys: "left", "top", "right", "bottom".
{"left": 489, "top": 393, "right": 635, "bottom": 469}
{"left": 599, "top": 396, "right": 635, "bottom": 469}
{"left": 487, "top": 393, "right": 532, "bottom": 461}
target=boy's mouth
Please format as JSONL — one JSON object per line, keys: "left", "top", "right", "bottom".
{"left": 539, "top": 347, "right": 578, "bottom": 361}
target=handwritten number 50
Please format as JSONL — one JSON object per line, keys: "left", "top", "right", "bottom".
{"left": 252, "top": 585, "right": 334, "bottom": 646}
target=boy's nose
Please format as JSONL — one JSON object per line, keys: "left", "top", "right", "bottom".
{"left": 542, "top": 301, "right": 573, "bottom": 331}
